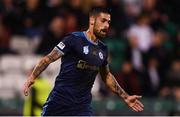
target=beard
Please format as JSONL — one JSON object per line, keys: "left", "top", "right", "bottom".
{"left": 93, "top": 26, "right": 108, "bottom": 39}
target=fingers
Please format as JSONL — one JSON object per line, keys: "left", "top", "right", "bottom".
{"left": 23, "top": 83, "right": 29, "bottom": 96}
{"left": 23, "top": 81, "right": 31, "bottom": 96}
{"left": 132, "top": 106, "right": 139, "bottom": 112}
{"left": 132, "top": 100, "right": 144, "bottom": 112}
{"left": 132, "top": 103, "right": 143, "bottom": 112}
{"left": 134, "top": 95, "right": 142, "bottom": 99}
{"left": 136, "top": 100, "right": 144, "bottom": 108}
{"left": 128, "top": 95, "right": 144, "bottom": 112}
{"left": 23, "top": 79, "right": 34, "bottom": 96}
{"left": 133, "top": 95, "right": 144, "bottom": 108}
{"left": 24, "top": 88, "right": 28, "bottom": 96}
{"left": 135, "top": 103, "right": 143, "bottom": 111}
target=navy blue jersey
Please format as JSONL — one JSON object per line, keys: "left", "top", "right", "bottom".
{"left": 42, "top": 31, "right": 108, "bottom": 115}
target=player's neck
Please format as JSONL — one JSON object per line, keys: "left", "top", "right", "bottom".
{"left": 85, "top": 29, "right": 98, "bottom": 44}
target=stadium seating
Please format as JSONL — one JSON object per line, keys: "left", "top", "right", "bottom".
{"left": 9, "top": 36, "right": 41, "bottom": 54}
{"left": 0, "top": 55, "right": 61, "bottom": 99}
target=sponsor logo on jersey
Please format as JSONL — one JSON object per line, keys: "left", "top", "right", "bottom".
{"left": 99, "top": 52, "right": 103, "bottom": 59}
{"left": 83, "top": 46, "right": 89, "bottom": 55}
{"left": 58, "top": 42, "right": 65, "bottom": 49}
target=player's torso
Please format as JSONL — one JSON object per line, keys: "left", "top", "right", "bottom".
{"left": 72, "top": 32, "right": 107, "bottom": 67}
{"left": 52, "top": 32, "right": 108, "bottom": 105}
{"left": 59, "top": 32, "right": 108, "bottom": 74}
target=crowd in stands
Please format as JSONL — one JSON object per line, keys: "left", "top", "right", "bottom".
{"left": 0, "top": 0, "right": 180, "bottom": 101}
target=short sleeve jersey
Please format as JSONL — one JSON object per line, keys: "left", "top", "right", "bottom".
{"left": 50, "top": 31, "right": 108, "bottom": 106}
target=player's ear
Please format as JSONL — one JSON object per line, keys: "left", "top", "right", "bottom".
{"left": 90, "top": 16, "right": 95, "bottom": 25}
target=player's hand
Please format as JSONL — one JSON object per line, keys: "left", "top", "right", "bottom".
{"left": 23, "top": 77, "right": 35, "bottom": 96}
{"left": 124, "top": 95, "right": 144, "bottom": 112}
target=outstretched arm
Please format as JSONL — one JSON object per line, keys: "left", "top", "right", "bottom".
{"left": 99, "top": 65, "right": 144, "bottom": 112}
{"left": 23, "top": 48, "right": 63, "bottom": 96}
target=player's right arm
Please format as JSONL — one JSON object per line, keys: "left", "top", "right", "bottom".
{"left": 99, "top": 65, "right": 144, "bottom": 112}
{"left": 23, "top": 48, "right": 63, "bottom": 96}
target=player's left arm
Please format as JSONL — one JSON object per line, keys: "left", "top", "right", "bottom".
{"left": 99, "top": 65, "right": 144, "bottom": 112}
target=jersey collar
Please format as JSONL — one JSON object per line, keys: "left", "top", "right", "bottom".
{"left": 83, "top": 31, "right": 98, "bottom": 46}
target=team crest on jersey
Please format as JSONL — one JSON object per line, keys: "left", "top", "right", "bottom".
{"left": 99, "top": 52, "right": 103, "bottom": 59}
{"left": 58, "top": 42, "right": 65, "bottom": 49}
{"left": 83, "top": 46, "right": 89, "bottom": 55}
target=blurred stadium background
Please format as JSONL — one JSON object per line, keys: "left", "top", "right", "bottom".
{"left": 0, "top": 0, "right": 180, "bottom": 116}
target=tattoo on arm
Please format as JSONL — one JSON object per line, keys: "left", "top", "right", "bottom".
{"left": 31, "top": 48, "right": 62, "bottom": 79}
{"left": 100, "top": 65, "right": 129, "bottom": 99}
{"left": 107, "top": 73, "right": 129, "bottom": 99}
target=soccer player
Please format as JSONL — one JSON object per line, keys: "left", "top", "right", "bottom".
{"left": 23, "top": 7, "right": 144, "bottom": 116}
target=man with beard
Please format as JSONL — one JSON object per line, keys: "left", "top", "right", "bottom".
{"left": 23, "top": 7, "right": 144, "bottom": 116}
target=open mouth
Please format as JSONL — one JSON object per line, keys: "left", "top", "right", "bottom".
{"left": 101, "top": 29, "right": 107, "bottom": 33}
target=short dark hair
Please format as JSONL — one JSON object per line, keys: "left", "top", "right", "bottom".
{"left": 136, "top": 12, "right": 150, "bottom": 22}
{"left": 89, "top": 7, "right": 111, "bottom": 17}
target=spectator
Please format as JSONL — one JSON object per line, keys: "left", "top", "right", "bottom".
{"left": 19, "top": 0, "right": 44, "bottom": 37}
{"left": 142, "top": 57, "right": 160, "bottom": 97}
{"left": 36, "top": 16, "right": 65, "bottom": 55}
{"left": 127, "top": 13, "right": 154, "bottom": 70}
{"left": 122, "top": 0, "right": 142, "bottom": 19}
{"left": 148, "top": 30, "right": 171, "bottom": 87}
{"left": 0, "top": 0, "right": 19, "bottom": 34}
{"left": 160, "top": 60, "right": 180, "bottom": 101}
{"left": 114, "top": 61, "right": 141, "bottom": 95}
{"left": 166, "top": 60, "right": 180, "bottom": 90}
{"left": 67, "top": 0, "right": 88, "bottom": 30}
{"left": 125, "top": 33, "right": 144, "bottom": 72}
{"left": 45, "top": 0, "right": 66, "bottom": 25}
{"left": 65, "top": 13, "right": 78, "bottom": 33}
{"left": 0, "top": 17, "right": 13, "bottom": 55}
{"left": 128, "top": 13, "right": 154, "bottom": 53}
